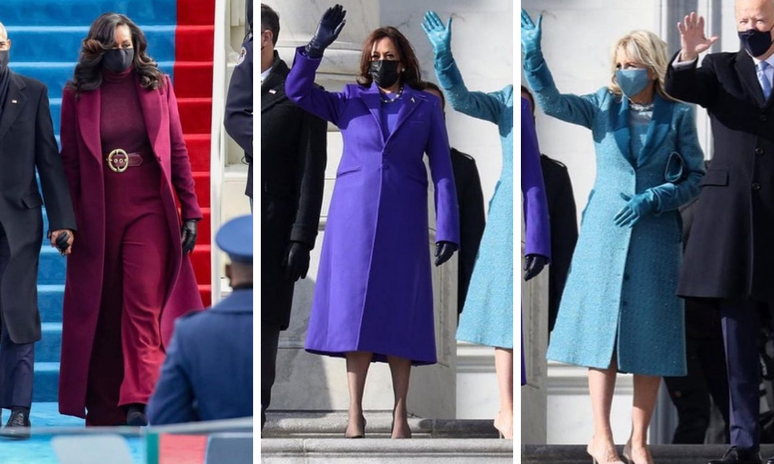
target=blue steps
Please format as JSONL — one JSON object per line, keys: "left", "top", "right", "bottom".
{"left": 7, "top": 26, "right": 177, "bottom": 64}
{"left": 32, "top": 362, "right": 59, "bottom": 402}
{"left": 9, "top": 62, "right": 175, "bottom": 106}
{"left": 38, "top": 247, "right": 66, "bottom": 285}
{"left": 1, "top": 1, "right": 177, "bottom": 27}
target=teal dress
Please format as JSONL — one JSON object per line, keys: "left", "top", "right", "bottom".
{"left": 436, "top": 58, "right": 518, "bottom": 349}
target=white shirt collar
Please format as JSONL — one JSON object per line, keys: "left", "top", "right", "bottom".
{"left": 751, "top": 53, "right": 774, "bottom": 69}
{"left": 260, "top": 67, "right": 272, "bottom": 83}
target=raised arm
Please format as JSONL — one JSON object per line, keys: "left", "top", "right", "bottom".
{"left": 285, "top": 4, "right": 349, "bottom": 125}
{"left": 521, "top": 9, "right": 599, "bottom": 129}
{"left": 423, "top": 11, "right": 505, "bottom": 123}
{"left": 664, "top": 11, "right": 720, "bottom": 108}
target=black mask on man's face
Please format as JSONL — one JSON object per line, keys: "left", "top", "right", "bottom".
{"left": 103, "top": 48, "right": 134, "bottom": 73}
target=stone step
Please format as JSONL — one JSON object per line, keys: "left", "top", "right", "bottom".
{"left": 263, "top": 411, "right": 501, "bottom": 439}
{"left": 35, "top": 322, "right": 62, "bottom": 363}
{"left": 32, "top": 362, "right": 59, "bottom": 402}
{"left": 38, "top": 284, "right": 65, "bottom": 322}
{"left": 521, "top": 444, "right": 774, "bottom": 464}
{"left": 261, "top": 438, "right": 513, "bottom": 463}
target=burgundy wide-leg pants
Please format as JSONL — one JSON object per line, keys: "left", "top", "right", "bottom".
{"left": 85, "top": 152, "right": 170, "bottom": 426}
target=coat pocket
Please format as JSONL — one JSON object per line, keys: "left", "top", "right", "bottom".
{"left": 336, "top": 166, "right": 362, "bottom": 178}
{"left": 700, "top": 170, "right": 728, "bottom": 187}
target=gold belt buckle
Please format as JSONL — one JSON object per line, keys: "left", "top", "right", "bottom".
{"left": 107, "top": 149, "right": 129, "bottom": 173}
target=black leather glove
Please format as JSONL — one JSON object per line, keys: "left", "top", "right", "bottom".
{"left": 434, "top": 241, "right": 458, "bottom": 266}
{"left": 282, "top": 241, "right": 311, "bottom": 282}
{"left": 181, "top": 220, "right": 198, "bottom": 254}
{"left": 523, "top": 254, "right": 548, "bottom": 281}
{"left": 305, "top": 4, "right": 347, "bottom": 58}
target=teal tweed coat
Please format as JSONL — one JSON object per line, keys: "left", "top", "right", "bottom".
{"left": 525, "top": 58, "right": 705, "bottom": 376}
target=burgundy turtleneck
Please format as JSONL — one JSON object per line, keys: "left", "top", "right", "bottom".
{"left": 100, "top": 67, "right": 151, "bottom": 154}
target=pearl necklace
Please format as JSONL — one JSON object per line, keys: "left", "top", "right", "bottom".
{"left": 380, "top": 86, "right": 404, "bottom": 104}
{"left": 629, "top": 100, "right": 654, "bottom": 111}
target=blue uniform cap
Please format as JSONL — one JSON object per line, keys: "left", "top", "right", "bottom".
{"left": 216, "top": 215, "right": 253, "bottom": 264}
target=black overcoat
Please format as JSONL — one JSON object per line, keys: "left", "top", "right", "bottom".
{"left": 667, "top": 50, "right": 774, "bottom": 302}
{"left": 261, "top": 54, "right": 327, "bottom": 329}
{"left": 0, "top": 71, "right": 76, "bottom": 343}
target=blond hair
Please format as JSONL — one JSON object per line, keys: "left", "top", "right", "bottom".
{"left": 608, "top": 30, "right": 674, "bottom": 101}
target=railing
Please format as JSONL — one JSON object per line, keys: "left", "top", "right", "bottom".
{"left": 208, "top": 0, "right": 230, "bottom": 305}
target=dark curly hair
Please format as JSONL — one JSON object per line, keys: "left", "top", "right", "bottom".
{"left": 67, "top": 13, "right": 164, "bottom": 98}
{"left": 357, "top": 27, "right": 423, "bottom": 90}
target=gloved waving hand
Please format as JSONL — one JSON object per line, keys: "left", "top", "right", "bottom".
{"left": 421, "top": 11, "right": 453, "bottom": 67}
{"left": 520, "top": 9, "right": 544, "bottom": 68}
{"left": 305, "top": 4, "right": 347, "bottom": 58}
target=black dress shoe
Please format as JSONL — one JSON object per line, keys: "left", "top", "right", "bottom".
{"left": 766, "top": 456, "right": 774, "bottom": 464}
{"left": 709, "top": 446, "right": 762, "bottom": 464}
{"left": 126, "top": 404, "right": 148, "bottom": 427}
{"left": 4, "top": 408, "right": 31, "bottom": 439}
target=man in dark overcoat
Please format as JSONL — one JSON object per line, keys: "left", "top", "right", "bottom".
{"left": 225, "top": 0, "right": 254, "bottom": 205}
{"left": 259, "top": 4, "right": 327, "bottom": 430}
{"left": 666, "top": 3, "right": 774, "bottom": 463}
{"left": 0, "top": 22, "right": 76, "bottom": 435}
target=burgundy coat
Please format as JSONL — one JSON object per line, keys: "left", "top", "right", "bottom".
{"left": 58, "top": 74, "right": 204, "bottom": 418}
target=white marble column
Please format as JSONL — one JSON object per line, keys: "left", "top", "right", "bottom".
{"left": 521, "top": 233, "right": 549, "bottom": 444}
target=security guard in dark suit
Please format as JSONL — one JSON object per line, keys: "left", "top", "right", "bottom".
{"left": 258, "top": 4, "right": 327, "bottom": 430}
{"left": 225, "top": 0, "right": 254, "bottom": 204}
{"left": 147, "top": 215, "right": 253, "bottom": 425}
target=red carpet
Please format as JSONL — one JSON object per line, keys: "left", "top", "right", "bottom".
{"left": 175, "top": 0, "right": 215, "bottom": 306}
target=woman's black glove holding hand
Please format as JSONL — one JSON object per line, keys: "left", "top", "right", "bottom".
{"left": 435, "top": 241, "right": 458, "bottom": 266}
{"left": 305, "top": 4, "right": 347, "bottom": 58}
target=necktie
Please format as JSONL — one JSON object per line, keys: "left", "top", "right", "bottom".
{"left": 759, "top": 61, "right": 772, "bottom": 100}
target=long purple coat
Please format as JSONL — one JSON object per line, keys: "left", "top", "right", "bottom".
{"left": 286, "top": 48, "right": 460, "bottom": 365}
{"left": 521, "top": 97, "right": 551, "bottom": 385}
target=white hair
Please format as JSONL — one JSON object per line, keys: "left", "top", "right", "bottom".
{"left": 0, "top": 22, "right": 6, "bottom": 41}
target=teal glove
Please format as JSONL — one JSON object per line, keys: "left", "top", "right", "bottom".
{"left": 520, "top": 9, "right": 544, "bottom": 68}
{"left": 422, "top": 11, "right": 453, "bottom": 68}
{"left": 614, "top": 192, "right": 656, "bottom": 228}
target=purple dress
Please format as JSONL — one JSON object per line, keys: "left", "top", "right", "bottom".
{"left": 521, "top": 97, "right": 551, "bottom": 384}
{"left": 285, "top": 48, "right": 460, "bottom": 365}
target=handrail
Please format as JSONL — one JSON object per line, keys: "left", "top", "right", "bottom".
{"left": 209, "top": 0, "right": 229, "bottom": 305}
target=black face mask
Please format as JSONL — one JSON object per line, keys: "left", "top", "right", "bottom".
{"left": 103, "top": 48, "right": 134, "bottom": 73}
{"left": 0, "top": 50, "right": 8, "bottom": 76}
{"left": 369, "top": 60, "right": 401, "bottom": 88}
{"left": 739, "top": 26, "right": 774, "bottom": 57}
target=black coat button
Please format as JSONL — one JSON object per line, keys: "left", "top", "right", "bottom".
{"left": 756, "top": 147, "right": 765, "bottom": 155}
{"left": 752, "top": 182, "right": 762, "bottom": 191}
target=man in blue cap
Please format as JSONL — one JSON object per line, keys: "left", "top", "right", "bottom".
{"left": 146, "top": 215, "right": 253, "bottom": 425}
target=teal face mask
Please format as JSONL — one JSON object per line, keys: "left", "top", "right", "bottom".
{"left": 616, "top": 68, "right": 651, "bottom": 98}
